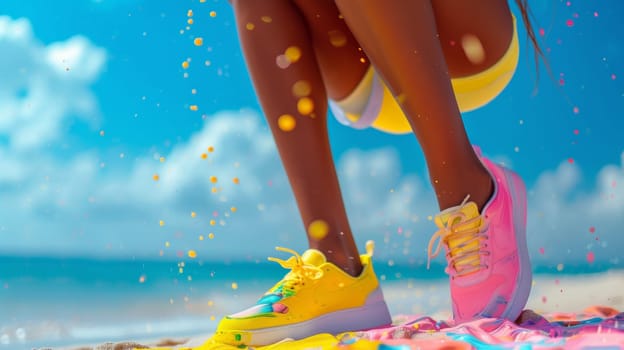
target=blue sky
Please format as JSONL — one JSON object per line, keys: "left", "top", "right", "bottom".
{"left": 0, "top": 0, "right": 623, "bottom": 269}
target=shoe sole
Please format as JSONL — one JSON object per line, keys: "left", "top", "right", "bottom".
{"left": 500, "top": 166, "right": 532, "bottom": 321}
{"left": 225, "top": 288, "right": 392, "bottom": 346}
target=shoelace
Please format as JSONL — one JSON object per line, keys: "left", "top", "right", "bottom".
{"left": 268, "top": 247, "right": 324, "bottom": 290}
{"left": 427, "top": 199, "right": 490, "bottom": 277}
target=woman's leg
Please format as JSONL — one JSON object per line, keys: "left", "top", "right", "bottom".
{"left": 231, "top": 0, "right": 365, "bottom": 276}
{"left": 333, "top": 0, "right": 515, "bottom": 211}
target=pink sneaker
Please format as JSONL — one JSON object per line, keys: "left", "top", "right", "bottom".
{"left": 427, "top": 147, "right": 531, "bottom": 323}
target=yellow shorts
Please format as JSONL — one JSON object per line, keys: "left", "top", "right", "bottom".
{"left": 329, "top": 16, "right": 519, "bottom": 134}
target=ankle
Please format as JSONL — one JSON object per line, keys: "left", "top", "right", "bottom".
{"left": 324, "top": 250, "right": 363, "bottom": 277}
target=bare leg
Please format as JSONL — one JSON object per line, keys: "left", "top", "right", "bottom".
{"left": 232, "top": 0, "right": 366, "bottom": 275}
{"left": 333, "top": 0, "right": 513, "bottom": 211}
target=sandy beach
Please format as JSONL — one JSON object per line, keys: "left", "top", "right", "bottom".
{"left": 57, "top": 269, "right": 624, "bottom": 350}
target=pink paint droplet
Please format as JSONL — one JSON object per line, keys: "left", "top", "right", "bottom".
{"left": 586, "top": 251, "right": 595, "bottom": 264}
{"left": 573, "top": 13, "right": 579, "bottom": 18}
{"left": 559, "top": 78, "right": 565, "bottom": 86}
{"left": 538, "top": 28, "right": 545, "bottom": 36}
{"left": 566, "top": 19, "right": 574, "bottom": 27}
{"left": 611, "top": 74, "right": 617, "bottom": 80}
{"left": 397, "top": 227, "right": 403, "bottom": 234}
{"left": 594, "top": 11, "right": 599, "bottom": 17}
{"left": 568, "top": 158, "right": 574, "bottom": 164}
{"left": 449, "top": 40, "right": 456, "bottom": 46}
{"left": 542, "top": 296, "right": 548, "bottom": 303}
{"left": 539, "top": 247, "right": 545, "bottom": 255}
{"left": 566, "top": 1, "right": 571, "bottom": 6}
{"left": 573, "top": 129, "right": 579, "bottom": 135}
{"left": 589, "top": 226, "right": 596, "bottom": 233}
{"left": 573, "top": 106, "right": 580, "bottom": 114}
{"left": 212, "top": 211, "right": 219, "bottom": 217}
{"left": 555, "top": 279, "right": 560, "bottom": 285}
{"left": 612, "top": 180, "right": 617, "bottom": 188}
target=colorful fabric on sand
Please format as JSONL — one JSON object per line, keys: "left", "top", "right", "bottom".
{"left": 144, "top": 307, "right": 624, "bottom": 349}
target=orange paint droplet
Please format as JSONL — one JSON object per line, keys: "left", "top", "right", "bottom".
{"left": 261, "top": 16, "right": 272, "bottom": 23}
{"left": 207, "top": 146, "right": 214, "bottom": 152}
{"left": 191, "top": 211, "right": 197, "bottom": 218}
{"left": 245, "top": 22, "right": 255, "bottom": 31}
{"left": 285, "top": 46, "right": 302, "bottom": 63}
{"left": 209, "top": 11, "right": 217, "bottom": 17}
{"left": 182, "top": 61, "right": 190, "bottom": 69}
{"left": 297, "top": 97, "right": 314, "bottom": 116}
{"left": 153, "top": 174, "right": 160, "bottom": 181}
{"left": 277, "top": 114, "right": 296, "bottom": 132}
{"left": 201, "top": 153, "right": 208, "bottom": 159}
{"left": 187, "top": 18, "right": 194, "bottom": 25}
{"left": 187, "top": 9, "right": 193, "bottom": 17}
{"left": 193, "top": 37, "right": 203, "bottom": 46}
{"left": 190, "top": 105, "right": 199, "bottom": 111}
{"left": 308, "top": 219, "right": 330, "bottom": 241}
{"left": 232, "top": 177, "right": 240, "bottom": 184}
{"left": 159, "top": 157, "right": 166, "bottom": 163}
{"left": 210, "top": 176, "right": 218, "bottom": 183}
{"left": 231, "top": 282, "right": 238, "bottom": 290}
{"left": 328, "top": 30, "right": 347, "bottom": 47}
{"left": 292, "top": 80, "right": 311, "bottom": 97}
{"left": 209, "top": 219, "right": 216, "bottom": 226}
{"left": 230, "top": 207, "right": 237, "bottom": 212}
{"left": 188, "top": 250, "right": 197, "bottom": 259}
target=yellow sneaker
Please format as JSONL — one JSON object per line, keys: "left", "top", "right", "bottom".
{"left": 213, "top": 241, "right": 391, "bottom": 347}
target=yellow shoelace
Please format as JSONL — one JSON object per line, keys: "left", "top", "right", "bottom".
{"left": 268, "top": 247, "right": 324, "bottom": 290}
{"left": 427, "top": 200, "right": 489, "bottom": 277}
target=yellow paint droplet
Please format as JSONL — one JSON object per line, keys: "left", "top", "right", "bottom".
{"left": 230, "top": 207, "right": 237, "bottom": 212}
{"left": 187, "top": 18, "right": 194, "bottom": 25}
{"left": 194, "top": 37, "right": 203, "bottom": 46}
{"left": 210, "top": 176, "right": 218, "bottom": 183}
{"left": 209, "top": 11, "right": 217, "bottom": 17}
{"left": 207, "top": 300, "right": 214, "bottom": 307}
{"left": 210, "top": 315, "right": 215, "bottom": 321}
{"left": 328, "top": 30, "right": 347, "bottom": 47}
{"left": 210, "top": 219, "right": 216, "bottom": 226}
{"left": 207, "top": 146, "right": 214, "bottom": 152}
{"left": 153, "top": 174, "right": 160, "bottom": 181}
{"left": 182, "top": 61, "right": 190, "bottom": 69}
{"left": 297, "top": 97, "right": 314, "bottom": 115}
{"left": 159, "top": 220, "right": 165, "bottom": 226}
{"left": 231, "top": 282, "right": 238, "bottom": 290}
{"left": 191, "top": 211, "right": 197, "bottom": 218}
{"left": 190, "top": 105, "right": 198, "bottom": 111}
{"left": 277, "top": 114, "right": 296, "bottom": 132}
{"left": 188, "top": 250, "right": 197, "bottom": 258}
{"left": 199, "top": 235, "right": 204, "bottom": 241}
{"left": 261, "top": 16, "right": 272, "bottom": 23}
{"left": 139, "top": 275, "right": 146, "bottom": 283}
{"left": 359, "top": 57, "right": 366, "bottom": 63}
{"left": 165, "top": 241, "right": 170, "bottom": 247}
{"left": 191, "top": 88, "right": 197, "bottom": 94}
{"left": 308, "top": 219, "right": 329, "bottom": 240}
{"left": 201, "top": 153, "right": 208, "bottom": 159}
{"left": 285, "top": 46, "right": 301, "bottom": 63}
{"left": 292, "top": 80, "right": 311, "bottom": 97}
{"left": 208, "top": 233, "right": 215, "bottom": 239}
{"left": 187, "top": 9, "right": 193, "bottom": 17}
{"left": 245, "top": 22, "right": 255, "bottom": 31}
{"left": 232, "top": 177, "right": 240, "bottom": 184}
{"left": 159, "top": 157, "right": 166, "bottom": 163}
{"left": 200, "top": 0, "right": 206, "bottom": 3}
{"left": 211, "top": 187, "right": 218, "bottom": 193}
{"left": 461, "top": 34, "right": 486, "bottom": 64}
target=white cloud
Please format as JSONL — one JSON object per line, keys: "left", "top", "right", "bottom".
{"left": 0, "top": 16, "right": 105, "bottom": 151}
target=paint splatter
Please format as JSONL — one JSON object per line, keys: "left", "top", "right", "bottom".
{"left": 566, "top": 19, "right": 574, "bottom": 27}
{"left": 586, "top": 251, "right": 595, "bottom": 264}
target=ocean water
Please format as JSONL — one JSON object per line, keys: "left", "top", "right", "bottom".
{"left": 0, "top": 256, "right": 451, "bottom": 350}
{"left": 1, "top": 256, "right": 619, "bottom": 350}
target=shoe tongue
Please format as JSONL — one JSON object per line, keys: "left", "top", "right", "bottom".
{"left": 434, "top": 201, "right": 480, "bottom": 228}
{"left": 301, "top": 249, "right": 327, "bottom": 266}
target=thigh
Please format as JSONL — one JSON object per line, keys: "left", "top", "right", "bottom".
{"left": 431, "top": 0, "right": 514, "bottom": 77}
{"left": 293, "top": 0, "right": 369, "bottom": 100}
